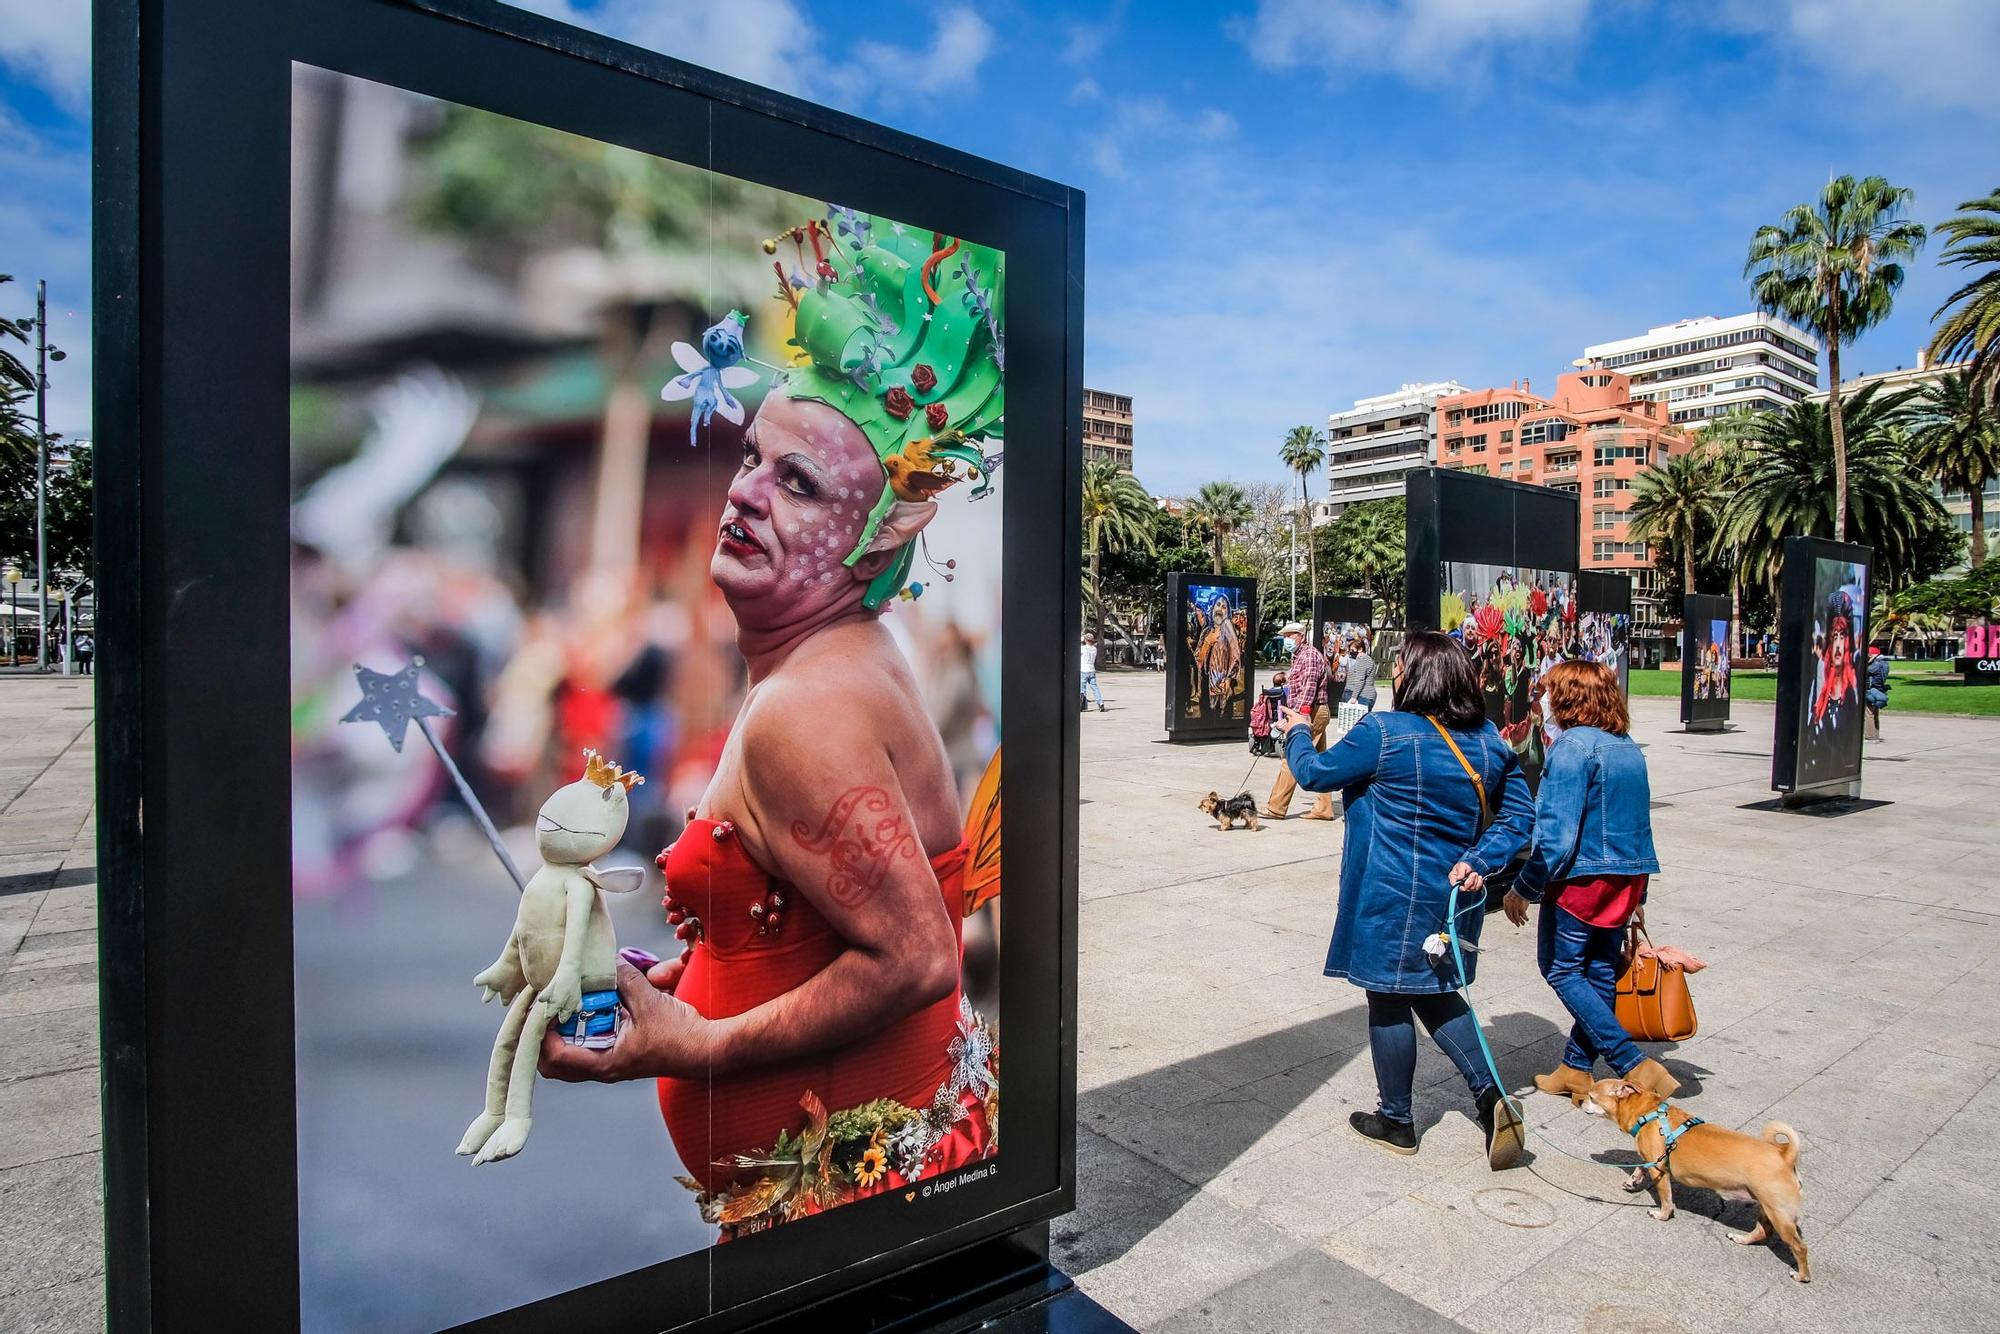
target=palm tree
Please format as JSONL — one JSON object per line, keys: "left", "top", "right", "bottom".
{"left": 1930, "top": 187, "right": 2000, "bottom": 407}
{"left": 1626, "top": 451, "right": 1720, "bottom": 600}
{"left": 1279, "top": 425, "right": 1325, "bottom": 609}
{"left": 1330, "top": 499, "right": 1405, "bottom": 616}
{"left": 1745, "top": 175, "right": 1927, "bottom": 539}
{"left": 1908, "top": 371, "right": 2000, "bottom": 568}
{"left": 0, "top": 277, "right": 38, "bottom": 467}
{"left": 1185, "top": 481, "right": 1253, "bottom": 574}
{"left": 1711, "top": 385, "right": 1947, "bottom": 589}
{"left": 1700, "top": 407, "right": 1765, "bottom": 656}
{"left": 1082, "top": 458, "right": 1156, "bottom": 647}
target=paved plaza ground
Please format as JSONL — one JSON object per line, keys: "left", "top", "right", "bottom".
{"left": 1057, "top": 670, "right": 2000, "bottom": 1332}
{"left": 4, "top": 673, "right": 1999, "bottom": 1330}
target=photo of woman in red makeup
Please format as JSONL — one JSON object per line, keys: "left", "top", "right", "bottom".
{"left": 538, "top": 211, "right": 1004, "bottom": 1237}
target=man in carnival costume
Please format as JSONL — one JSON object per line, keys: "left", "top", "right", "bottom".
{"left": 541, "top": 208, "right": 1003, "bottom": 1233}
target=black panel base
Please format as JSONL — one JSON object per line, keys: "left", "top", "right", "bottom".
{"left": 1674, "top": 721, "right": 1733, "bottom": 734}
{"left": 1740, "top": 795, "right": 1893, "bottom": 819}
{"left": 753, "top": 1230, "right": 1132, "bottom": 1334}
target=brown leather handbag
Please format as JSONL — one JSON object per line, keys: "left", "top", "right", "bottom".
{"left": 1615, "top": 927, "right": 1697, "bottom": 1042}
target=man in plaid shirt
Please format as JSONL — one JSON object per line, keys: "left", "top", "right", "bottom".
{"left": 1264, "top": 622, "right": 1336, "bottom": 820}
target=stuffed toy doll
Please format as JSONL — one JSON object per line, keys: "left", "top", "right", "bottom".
{"left": 455, "top": 750, "right": 646, "bottom": 1164}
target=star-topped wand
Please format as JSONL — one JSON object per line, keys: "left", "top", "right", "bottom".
{"left": 340, "top": 658, "right": 528, "bottom": 893}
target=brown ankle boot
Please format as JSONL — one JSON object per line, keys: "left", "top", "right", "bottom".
{"left": 1625, "top": 1057, "right": 1681, "bottom": 1099}
{"left": 1533, "top": 1064, "right": 1593, "bottom": 1104}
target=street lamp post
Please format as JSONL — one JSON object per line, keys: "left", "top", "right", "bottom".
{"left": 31, "top": 280, "right": 66, "bottom": 674}
{"left": 3, "top": 567, "right": 16, "bottom": 665}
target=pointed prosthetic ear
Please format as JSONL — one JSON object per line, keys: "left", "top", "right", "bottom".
{"left": 862, "top": 499, "right": 938, "bottom": 555}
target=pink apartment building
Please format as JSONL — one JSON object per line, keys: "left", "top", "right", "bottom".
{"left": 1436, "top": 370, "right": 1695, "bottom": 623}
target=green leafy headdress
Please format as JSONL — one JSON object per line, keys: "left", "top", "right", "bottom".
{"left": 776, "top": 207, "right": 1005, "bottom": 608}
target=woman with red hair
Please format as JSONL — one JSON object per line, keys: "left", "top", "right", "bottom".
{"left": 1500, "top": 660, "right": 1676, "bottom": 1104}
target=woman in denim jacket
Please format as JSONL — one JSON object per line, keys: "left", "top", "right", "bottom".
{"left": 1280, "top": 632, "right": 1534, "bottom": 1165}
{"left": 1499, "top": 660, "right": 1678, "bottom": 1104}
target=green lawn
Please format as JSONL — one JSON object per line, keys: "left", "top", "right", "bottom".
{"left": 1629, "top": 667, "right": 2000, "bottom": 716}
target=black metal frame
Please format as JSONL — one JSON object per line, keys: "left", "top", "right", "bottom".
{"left": 1576, "top": 570, "right": 1633, "bottom": 694}
{"left": 1310, "top": 595, "right": 1374, "bottom": 655}
{"left": 1162, "top": 572, "right": 1259, "bottom": 740}
{"left": 1680, "top": 593, "right": 1733, "bottom": 729}
{"left": 1771, "top": 535, "right": 1873, "bottom": 799}
{"left": 93, "top": 1, "right": 1082, "bottom": 1328}
{"left": 1403, "top": 468, "right": 1580, "bottom": 633}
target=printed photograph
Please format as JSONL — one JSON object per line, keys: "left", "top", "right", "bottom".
{"left": 1439, "top": 563, "right": 1576, "bottom": 786}
{"left": 1694, "top": 618, "right": 1732, "bottom": 701}
{"left": 1577, "top": 608, "right": 1632, "bottom": 691}
{"left": 1181, "top": 583, "right": 1249, "bottom": 722}
{"left": 287, "top": 67, "right": 1002, "bottom": 1331}
{"left": 1320, "top": 620, "right": 1371, "bottom": 660}
{"left": 1797, "top": 556, "right": 1868, "bottom": 788}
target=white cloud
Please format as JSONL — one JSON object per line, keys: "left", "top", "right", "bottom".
{"left": 828, "top": 9, "right": 996, "bottom": 110}
{"left": 517, "top": 0, "right": 991, "bottom": 112}
{"left": 0, "top": 0, "right": 90, "bottom": 106}
{"left": 1714, "top": 0, "right": 2000, "bottom": 118}
{"left": 1061, "top": 1, "right": 1128, "bottom": 67}
{"left": 1086, "top": 96, "right": 1237, "bottom": 180}
{"left": 1232, "top": 0, "right": 1591, "bottom": 85}
{"left": 511, "top": 0, "right": 825, "bottom": 96}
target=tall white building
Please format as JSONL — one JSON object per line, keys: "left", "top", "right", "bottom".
{"left": 1317, "top": 381, "right": 1469, "bottom": 523}
{"left": 1580, "top": 313, "right": 1821, "bottom": 427}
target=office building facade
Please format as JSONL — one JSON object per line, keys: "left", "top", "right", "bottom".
{"left": 1437, "top": 370, "right": 1695, "bottom": 625}
{"left": 1580, "top": 313, "right": 1820, "bottom": 428}
{"left": 1083, "top": 387, "right": 1135, "bottom": 470}
{"left": 1317, "top": 381, "right": 1468, "bottom": 523}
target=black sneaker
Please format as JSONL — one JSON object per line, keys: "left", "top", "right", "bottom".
{"left": 1477, "top": 1086, "right": 1524, "bottom": 1170}
{"left": 1348, "top": 1110, "right": 1417, "bottom": 1155}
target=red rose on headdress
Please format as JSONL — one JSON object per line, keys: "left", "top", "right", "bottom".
{"left": 884, "top": 387, "right": 915, "bottom": 420}
{"left": 926, "top": 402, "right": 949, "bottom": 430}
{"left": 911, "top": 364, "right": 939, "bottom": 393}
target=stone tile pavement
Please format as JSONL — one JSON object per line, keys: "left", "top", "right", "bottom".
{"left": 5, "top": 672, "right": 1999, "bottom": 1331}
{"left": 0, "top": 677, "right": 101, "bottom": 1332}
{"left": 1056, "top": 670, "right": 2000, "bottom": 1332}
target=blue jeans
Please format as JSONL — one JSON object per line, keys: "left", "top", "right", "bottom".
{"left": 1365, "top": 990, "right": 1493, "bottom": 1124}
{"left": 1080, "top": 671, "right": 1104, "bottom": 707}
{"left": 1537, "top": 901, "right": 1644, "bottom": 1076}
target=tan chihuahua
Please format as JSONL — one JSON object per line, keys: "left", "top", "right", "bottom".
{"left": 1582, "top": 1079, "right": 1810, "bottom": 1283}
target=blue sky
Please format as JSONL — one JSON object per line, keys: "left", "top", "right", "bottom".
{"left": 4, "top": 0, "right": 1997, "bottom": 494}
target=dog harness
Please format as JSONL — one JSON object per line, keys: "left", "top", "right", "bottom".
{"left": 1629, "top": 1101, "right": 1704, "bottom": 1171}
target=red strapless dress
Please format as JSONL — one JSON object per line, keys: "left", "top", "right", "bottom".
{"left": 657, "top": 818, "right": 978, "bottom": 1195}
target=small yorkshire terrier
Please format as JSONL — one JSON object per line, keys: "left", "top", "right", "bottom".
{"left": 1199, "top": 790, "right": 1262, "bottom": 831}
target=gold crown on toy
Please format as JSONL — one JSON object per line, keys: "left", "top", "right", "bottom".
{"left": 582, "top": 749, "right": 645, "bottom": 793}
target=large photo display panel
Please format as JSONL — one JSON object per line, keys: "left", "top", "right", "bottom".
{"left": 1772, "top": 537, "right": 1873, "bottom": 794}
{"left": 1682, "top": 593, "right": 1733, "bottom": 726}
{"left": 1576, "top": 571, "right": 1634, "bottom": 694}
{"left": 1312, "top": 594, "right": 1375, "bottom": 659}
{"left": 1405, "top": 469, "right": 1579, "bottom": 790}
{"left": 1165, "top": 573, "right": 1258, "bottom": 739}
{"left": 287, "top": 66, "right": 1008, "bottom": 1331}
{"left": 99, "top": 2, "right": 1080, "bottom": 1329}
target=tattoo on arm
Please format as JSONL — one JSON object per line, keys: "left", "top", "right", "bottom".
{"left": 790, "top": 786, "right": 920, "bottom": 908}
